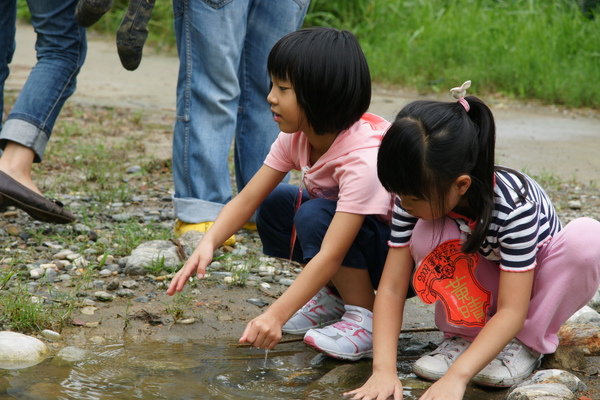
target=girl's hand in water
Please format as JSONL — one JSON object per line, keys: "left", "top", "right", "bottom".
{"left": 239, "top": 313, "right": 283, "bottom": 350}
{"left": 166, "top": 241, "right": 214, "bottom": 296}
{"left": 418, "top": 375, "right": 466, "bottom": 400}
{"left": 343, "top": 371, "right": 404, "bottom": 400}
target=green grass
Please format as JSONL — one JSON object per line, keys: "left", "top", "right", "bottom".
{"left": 16, "top": 0, "right": 600, "bottom": 108}
{"left": 310, "top": 0, "right": 600, "bottom": 108}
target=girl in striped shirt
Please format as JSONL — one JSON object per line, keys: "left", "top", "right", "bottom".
{"left": 346, "top": 82, "right": 600, "bottom": 400}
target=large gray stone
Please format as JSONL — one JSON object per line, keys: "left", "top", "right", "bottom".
{"left": 124, "top": 240, "right": 183, "bottom": 275}
{"left": 0, "top": 331, "right": 48, "bottom": 369}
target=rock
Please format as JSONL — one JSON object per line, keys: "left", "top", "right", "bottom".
{"left": 122, "top": 280, "right": 139, "bottom": 289}
{"left": 126, "top": 165, "right": 142, "bottom": 174}
{"left": 0, "top": 331, "right": 48, "bottom": 369}
{"left": 516, "top": 369, "right": 587, "bottom": 393}
{"left": 314, "top": 362, "right": 372, "bottom": 388}
{"left": 116, "top": 289, "right": 136, "bottom": 298}
{"left": 542, "top": 347, "right": 587, "bottom": 371}
{"left": 247, "top": 298, "right": 269, "bottom": 307}
{"left": 558, "top": 323, "right": 600, "bottom": 355}
{"left": 41, "top": 329, "right": 62, "bottom": 341}
{"left": 177, "top": 230, "right": 203, "bottom": 250}
{"left": 124, "top": 240, "right": 183, "bottom": 275}
{"left": 589, "top": 290, "right": 600, "bottom": 312}
{"left": 506, "top": 383, "right": 576, "bottom": 399}
{"left": 106, "top": 279, "right": 120, "bottom": 291}
{"left": 94, "top": 291, "right": 115, "bottom": 302}
{"left": 568, "top": 306, "right": 600, "bottom": 324}
{"left": 51, "top": 346, "right": 90, "bottom": 365}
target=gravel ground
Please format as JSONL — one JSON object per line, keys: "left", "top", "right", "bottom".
{"left": 1, "top": 98, "right": 599, "bottom": 399}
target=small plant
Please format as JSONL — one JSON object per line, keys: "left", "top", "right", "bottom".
{"left": 0, "top": 283, "right": 72, "bottom": 333}
{"left": 228, "top": 264, "right": 250, "bottom": 287}
{"left": 163, "top": 292, "right": 195, "bottom": 323}
{"left": 145, "top": 255, "right": 179, "bottom": 276}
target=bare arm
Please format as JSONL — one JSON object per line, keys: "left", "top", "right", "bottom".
{"left": 239, "top": 211, "right": 366, "bottom": 349}
{"left": 344, "top": 246, "right": 414, "bottom": 400}
{"left": 420, "top": 268, "right": 535, "bottom": 400}
{"left": 167, "top": 165, "right": 286, "bottom": 295}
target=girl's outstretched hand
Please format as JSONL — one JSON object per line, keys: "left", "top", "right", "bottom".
{"left": 418, "top": 375, "right": 466, "bottom": 400}
{"left": 166, "top": 242, "right": 214, "bottom": 296}
{"left": 343, "top": 372, "right": 403, "bottom": 400}
{"left": 239, "top": 313, "right": 283, "bottom": 350}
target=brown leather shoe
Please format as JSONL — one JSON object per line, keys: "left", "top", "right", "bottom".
{"left": 0, "top": 171, "right": 76, "bottom": 224}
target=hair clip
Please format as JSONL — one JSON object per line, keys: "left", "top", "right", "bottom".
{"left": 450, "top": 80, "right": 471, "bottom": 112}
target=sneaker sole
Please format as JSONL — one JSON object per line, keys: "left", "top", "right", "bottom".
{"left": 412, "top": 365, "right": 445, "bottom": 382}
{"left": 304, "top": 335, "right": 373, "bottom": 361}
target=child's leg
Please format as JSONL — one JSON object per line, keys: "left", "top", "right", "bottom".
{"left": 517, "top": 217, "right": 600, "bottom": 354}
{"left": 256, "top": 183, "right": 309, "bottom": 263}
{"left": 294, "top": 198, "right": 391, "bottom": 307}
{"left": 410, "top": 218, "right": 499, "bottom": 341}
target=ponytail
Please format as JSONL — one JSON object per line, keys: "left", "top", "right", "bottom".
{"left": 461, "top": 96, "right": 496, "bottom": 253}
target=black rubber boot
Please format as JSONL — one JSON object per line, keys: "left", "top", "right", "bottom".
{"left": 116, "top": 0, "right": 156, "bottom": 71}
{"left": 74, "top": 0, "right": 113, "bottom": 28}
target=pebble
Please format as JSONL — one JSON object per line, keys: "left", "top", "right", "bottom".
{"left": 94, "top": 291, "right": 115, "bottom": 302}
{"left": 41, "top": 330, "right": 63, "bottom": 341}
{"left": 176, "top": 318, "right": 195, "bottom": 325}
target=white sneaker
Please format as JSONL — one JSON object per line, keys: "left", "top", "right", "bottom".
{"left": 412, "top": 336, "right": 471, "bottom": 381}
{"left": 472, "top": 338, "right": 542, "bottom": 387}
{"left": 282, "top": 286, "right": 345, "bottom": 334}
{"left": 303, "top": 305, "right": 373, "bottom": 361}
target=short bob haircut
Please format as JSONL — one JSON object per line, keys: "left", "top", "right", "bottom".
{"left": 268, "top": 27, "right": 371, "bottom": 136}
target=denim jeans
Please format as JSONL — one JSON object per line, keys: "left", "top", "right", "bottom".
{"left": 171, "top": 0, "right": 309, "bottom": 223}
{"left": 0, "top": 0, "right": 87, "bottom": 162}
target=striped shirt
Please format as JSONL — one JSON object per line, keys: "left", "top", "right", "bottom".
{"left": 389, "top": 168, "right": 562, "bottom": 271}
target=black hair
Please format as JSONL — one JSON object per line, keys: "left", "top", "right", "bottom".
{"left": 378, "top": 95, "right": 514, "bottom": 253}
{"left": 267, "top": 27, "right": 371, "bottom": 135}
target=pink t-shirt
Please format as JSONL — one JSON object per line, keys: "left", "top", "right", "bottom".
{"left": 264, "top": 113, "right": 393, "bottom": 223}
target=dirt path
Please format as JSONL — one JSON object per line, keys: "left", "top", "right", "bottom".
{"left": 7, "top": 23, "right": 600, "bottom": 183}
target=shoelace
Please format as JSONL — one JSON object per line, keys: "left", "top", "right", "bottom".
{"left": 496, "top": 341, "right": 521, "bottom": 363}
{"left": 434, "top": 338, "right": 467, "bottom": 358}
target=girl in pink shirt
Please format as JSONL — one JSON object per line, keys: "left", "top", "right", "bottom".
{"left": 167, "top": 27, "right": 412, "bottom": 360}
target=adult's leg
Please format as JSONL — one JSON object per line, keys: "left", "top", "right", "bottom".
{"left": 0, "top": 0, "right": 86, "bottom": 193}
{"left": 0, "top": 0, "right": 17, "bottom": 122}
{"left": 233, "top": 0, "right": 309, "bottom": 191}
{"left": 172, "top": 0, "right": 248, "bottom": 223}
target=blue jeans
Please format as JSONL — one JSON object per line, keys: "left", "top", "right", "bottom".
{"left": 256, "top": 184, "right": 392, "bottom": 289}
{"left": 0, "top": 0, "right": 87, "bottom": 162}
{"left": 171, "top": 0, "right": 309, "bottom": 223}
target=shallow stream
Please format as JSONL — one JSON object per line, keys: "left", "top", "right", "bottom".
{"left": 0, "top": 340, "right": 505, "bottom": 400}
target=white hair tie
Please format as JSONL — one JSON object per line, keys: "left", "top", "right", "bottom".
{"left": 450, "top": 80, "right": 471, "bottom": 112}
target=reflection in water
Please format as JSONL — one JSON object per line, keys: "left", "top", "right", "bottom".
{"left": 0, "top": 341, "right": 428, "bottom": 399}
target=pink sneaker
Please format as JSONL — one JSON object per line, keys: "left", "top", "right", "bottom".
{"left": 303, "top": 305, "right": 373, "bottom": 361}
{"left": 282, "top": 286, "right": 345, "bottom": 335}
